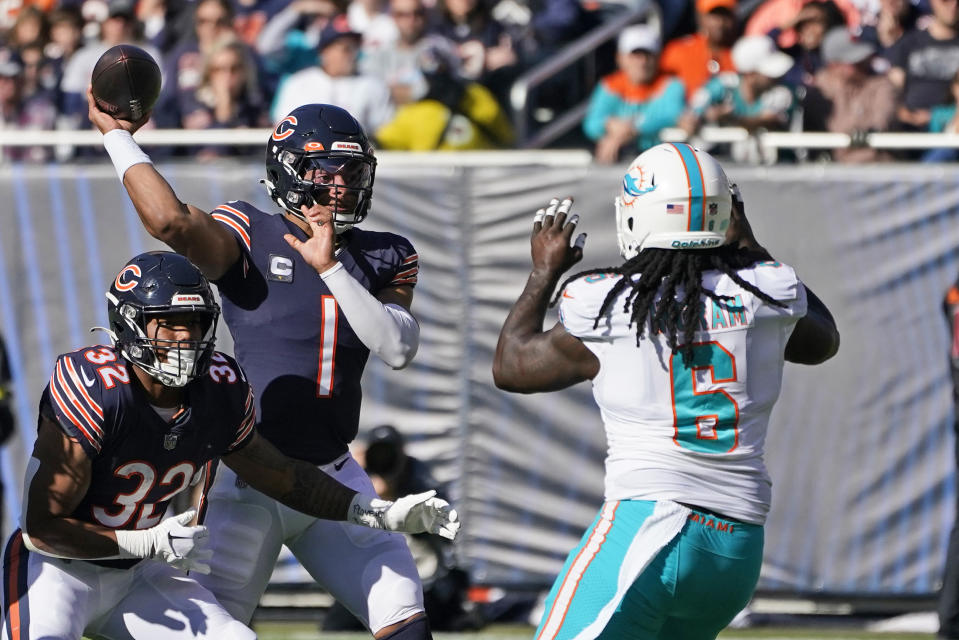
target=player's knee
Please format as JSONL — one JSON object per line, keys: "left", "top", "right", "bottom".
{"left": 374, "top": 614, "right": 431, "bottom": 640}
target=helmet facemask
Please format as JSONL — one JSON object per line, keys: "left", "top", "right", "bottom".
{"left": 271, "top": 149, "right": 375, "bottom": 234}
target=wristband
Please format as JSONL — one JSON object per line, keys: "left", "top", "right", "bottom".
{"left": 347, "top": 493, "right": 388, "bottom": 530}
{"left": 103, "top": 129, "right": 153, "bottom": 181}
{"left": 114, "top": 527, "right": 153, "bottom": 559}
{"left": 317, "top": 261, "right": 345, "bottom": 279}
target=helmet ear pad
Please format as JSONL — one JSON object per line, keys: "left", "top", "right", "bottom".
{"left": 264, "top": 104, "right": 377, "bottom": 232}
{"left": 616, "top": 143, "right": 732, "bottom": 259}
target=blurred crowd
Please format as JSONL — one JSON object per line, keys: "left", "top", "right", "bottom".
{"left": 586, "top": 0, "right": 959, "bottom": 164}
{"left": 0, "top": 0, "right": 955, "bottom": 162}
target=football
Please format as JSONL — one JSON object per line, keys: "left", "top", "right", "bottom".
{"left": 91, "top": 44, "right": 161, "bottom": 121}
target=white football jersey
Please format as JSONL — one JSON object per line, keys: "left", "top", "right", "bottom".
{"left": 558, "top": 261, "right": 807, "bottom": 524}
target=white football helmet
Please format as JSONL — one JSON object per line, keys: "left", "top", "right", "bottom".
{"left": 614, "top": 143, "right": 732, "bottom": 259}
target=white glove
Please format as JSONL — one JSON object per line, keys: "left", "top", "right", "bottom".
{"left": 348, "top": 490, "right": 461, "bottom": 540}
{"left": 114, "top": 509, "right": 213, "bottom": 574}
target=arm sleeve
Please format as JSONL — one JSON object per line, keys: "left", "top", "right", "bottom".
{"left": 320, "top": 263, "right": 419, "bottom": 369}
{"left": 228, "top": 382, "right": 257, "bottom": 452}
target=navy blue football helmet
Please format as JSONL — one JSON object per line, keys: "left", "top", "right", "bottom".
{"left": 264, "top": 104, "right": 377, "bottom": 234}
{"left": 104, "top": 251, "right": 219, "bottom": 387}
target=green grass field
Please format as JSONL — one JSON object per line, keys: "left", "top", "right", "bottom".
{"left": 248, "top": 623, "right": 937, "bottom": 639}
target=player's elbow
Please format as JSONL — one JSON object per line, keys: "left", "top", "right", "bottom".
{"left": 380, "top": 342, "right": 417, "bottom": 369}
{"left": 377, "top": 304, "right": 419, "bottom": 369}
{"left": 142, "top": 203, "right": 193, "bottom": 245}
{"left": 492, "top": 357, "right": 528, "bottom": 392}
{"left": 785, "top": 326, "right": 840, "bottom": 365}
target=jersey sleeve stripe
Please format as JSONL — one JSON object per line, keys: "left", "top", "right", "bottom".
{"left": 211, "top": 213, "right": 252, "bottom": 253}
{"left": 54, "top": 361, "right": 104, "bottom": 439}
{"left": 63, "top": 358, "right": 104, "bottom": 419}
{"left": 401, "top": 254, "right": 418, "bottom": 265}
{"left": 49, "top": 375, "right": 102, "bottom": 451}
{"left": 394, "top": 266, "right": 418, "bottom": 279}
{"left": 216, "top": 204, "right": 251, "bottom": 225}
{"left": 230, "top": 386, "right": 256, "bottom": 449}
{"left": 390, "top": 264, "right": 418, "bottom": 286}
{"left": 231, "top": 413, "right": 255, "bottom": 449}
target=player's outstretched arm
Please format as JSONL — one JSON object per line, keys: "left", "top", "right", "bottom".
{"left": 784, "top": 285, "right": 840, "bottom": 365}
{"left": 493, "top": 198, "right": 598, "bottom": 393}
{"left": 22, "top": 418, "right": 212, "bottom": 572}
{"left": 86, "top": 89, "right": 239, "bottom": 281}
{"left": 223, "top": 432, "right": 460, "bottom": 539}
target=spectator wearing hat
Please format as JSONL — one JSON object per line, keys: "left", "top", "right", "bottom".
{"left": 684, "top": 35, "right": 796, "bottom": 130}
{"left": 804, "top": 26, "right": 896, "bottom": 162}
{"left": 660, "top": 0, "right": 739, "bottom": 99}
{"left": 888, "top": 0, "right": 959, "bottom": 131}
{"left": 270, "top": 14, "right": 393, "bottom": 130}
{"left": 681, "top": 35, "right": 797, "bottom": 162}
{"left": 583, "top": 24, "right": 685, "bottom": 163}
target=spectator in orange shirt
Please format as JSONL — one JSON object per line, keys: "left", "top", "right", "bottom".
{"left": 659, "top": 0, "right": 738, "bottom": 98}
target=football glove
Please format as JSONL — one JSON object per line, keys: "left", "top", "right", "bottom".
{"left": 115, "top": 508, "right": 213, "bottom": 574}
{"left": 348, "top": 490, "right": 460, "bottom": 540}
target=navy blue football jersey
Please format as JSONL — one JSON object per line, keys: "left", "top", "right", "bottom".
{"left": 40, "top": 345, "right": 255, "bottom": 531}
{"left": 210, "top": 201, "right": 418, "bottom": 464}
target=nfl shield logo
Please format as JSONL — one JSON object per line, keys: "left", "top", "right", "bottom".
{"left": 163, "top": 433, "right": 178, "bottom": 450}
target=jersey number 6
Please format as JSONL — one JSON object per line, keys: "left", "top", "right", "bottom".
{"left": 669, "top": 342, "right": 740, "bottom": 454}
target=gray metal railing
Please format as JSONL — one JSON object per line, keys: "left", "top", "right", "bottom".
{"left": 508, "top": 0, "right": 657, "bottom": 148}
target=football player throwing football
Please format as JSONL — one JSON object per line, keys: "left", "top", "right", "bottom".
{"left": 88, "top": 93, "right": 440, "bottom": 640}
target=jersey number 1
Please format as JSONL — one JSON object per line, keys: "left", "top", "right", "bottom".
{"left": 669, "top": 342, "right": 739, "bottom": 454}
{"left": 316, "top": 296, "right": 338, "bottom": 397}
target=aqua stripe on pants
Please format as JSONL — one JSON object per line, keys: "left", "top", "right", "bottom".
{"left": 535, "top": 500, "right": 763, "bottom": 640}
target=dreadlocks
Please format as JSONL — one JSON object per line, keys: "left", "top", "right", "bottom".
{"left": 551, "top": 245, "right": 787, "bottom": 367}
